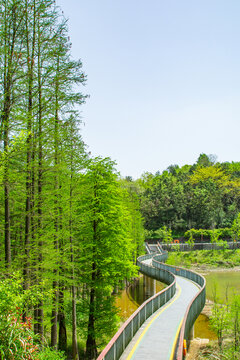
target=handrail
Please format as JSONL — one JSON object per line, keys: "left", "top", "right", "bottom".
{"left": 152, "top": 255, "right": 206, "bottom": 359}
{"left": 97, "top": 253, "right": 206, "bottom": 360}
{"left": 97, "top": 253, "right": 176, "bottom": 360}
{"left": 176, "top": 274, "right": 206, "bottom": 359}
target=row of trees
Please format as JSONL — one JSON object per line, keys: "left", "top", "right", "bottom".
{"left": 135, "top": 154, "right": 240, "bottom": 234}
{"left": 0, "top": 1, "right": 144, "bottom": 359}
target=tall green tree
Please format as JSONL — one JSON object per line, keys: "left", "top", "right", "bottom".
{"left": 0, "top": 0, "right": 25, "bottom": 269}
{"left": 78, "top": 158, "right": 138, "bottom": 359}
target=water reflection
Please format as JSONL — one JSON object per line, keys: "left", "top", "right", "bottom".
{"left": 115, "top": 274, "right": 217, "bottom": 339}
{"left": 204, "top": 270, "right": 240, "bottom": 303}
{"left": 195, "top": 314, "right": 217, "bottom": 340}
{"left": 128, "top": 275, "right": 165, "bottom": 306}
{"left": 115, "top": 275, "right": 165, "bottom": 321}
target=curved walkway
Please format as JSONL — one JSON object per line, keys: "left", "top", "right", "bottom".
{"left": 120, "top": 259, "right": 200, "bottom": 359}
{"left": 97, "top": 254, "right": 205, "bottom": 360}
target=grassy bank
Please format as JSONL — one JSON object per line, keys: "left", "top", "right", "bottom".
{"left": 166, "top": 249, "right": 240, "bottom": 269}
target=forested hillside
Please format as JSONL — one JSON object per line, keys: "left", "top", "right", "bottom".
{"left": 135, "top": 154, "right": 240, "bottom": 235}
{"left": 0, "top": 1, "right": 144, "bottom": 359}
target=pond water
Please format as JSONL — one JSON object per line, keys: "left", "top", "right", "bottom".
{"left": 115, "top": 274, "right": 216, "bottom": 339}
{"left": 194, "top": 314, "right": 216, "bottom": 339}
{"left": 115, "top": 275, "right": 165, "bottom": 321}
{"left": 116, "top": 270, "right": 240, "bottom": 339}
{"left": 204, "top": 270, "right": 240, "bottom": 303}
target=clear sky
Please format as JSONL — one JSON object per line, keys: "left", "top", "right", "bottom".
{"left": 56, "top": 0, "right": 240, "bottom": 179}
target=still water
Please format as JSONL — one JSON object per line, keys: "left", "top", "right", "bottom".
{"left": 115, "top": 275, "right": 165, "bottom": 320}
{"left": 204, "top": 270, "right": 240, "bottom": 303}
{"left": 115, "top": 274, "right": 216, "bottom": 339}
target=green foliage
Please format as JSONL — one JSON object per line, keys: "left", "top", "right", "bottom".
{"left": 186, "top": 230, "right": 194, "bottom": 249}
{"left": 0, "top": 274, "right": 65, "bottom": 360}
{"left": 37, "top": 348, "right": 66, "bottom": 360}
{"left": 0, "top": 0, "right": 145, "bottom": 357}
{"left": 230, "top": 295, "right": 240, "bottom": 353}
{"left": 196, "top": 153, "right": 216, "bottom": 167}
{"left": 190, "top": 165, "right": 229, "bottom": 185}
{"left": 139, "top": 156, "right": 240, "bottom": 232}
{"left": 208, "top": 289, "right": 240, "bottom": 356}
{"left": 146, "top": 226, "right": 173, "bottom": 243}
{"left": 166, "top": 249, "right": 240, "bottom": 268}
{"left": 184, "top": 228, "right": 232, "bottom": 241}
{"left": 77, "top": 157, "right": 141, "bottom": 354}
{"left": 231, "top": 213, "right": 240, "bottom": 241}
{"left": 210, "top": 303, "right": 229, "bottom": 349}
{"left": 0, "top": 273, "right": 45, "bottom": 317}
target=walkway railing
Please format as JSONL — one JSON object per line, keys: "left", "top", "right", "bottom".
{"left": 152, "top": 255, "right": 206, "bottom": 359}
{"left": 161, "top": 241, "right": 240, "bottom": 252}
{"left": 97, "top": 252, "right": 206, "bottom": 360}
{"left": 97, "top": 253, "right": 176, "bottom": 360}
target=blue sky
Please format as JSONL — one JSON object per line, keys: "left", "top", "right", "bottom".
{"left": 56, "top": 0, "right": 240, "bottom": 178}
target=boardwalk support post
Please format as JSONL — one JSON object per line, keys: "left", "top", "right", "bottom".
{"left": 189, "top": 325, "right": 194, "bottom": 340}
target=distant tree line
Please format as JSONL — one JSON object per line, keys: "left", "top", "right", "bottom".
{"left": 132, "top": 154, "right": 240, "bottom": 236}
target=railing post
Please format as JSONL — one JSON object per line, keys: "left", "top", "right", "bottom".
{"left": 114, "top": 342, "right": 116, "bottom": 360}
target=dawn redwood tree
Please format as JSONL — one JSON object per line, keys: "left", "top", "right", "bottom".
{"left": 120, "top": 177, "right": 145, "bottom": 262}
{"left": 47, "top": 17, "right": 87, "bottom": 348}
{"left": 22, "top": 0, "right": 37, "bottom": 295}
{"left": 0, "top": 0, "right": 87, "bottom": 354}
{"left": 78, "top": 158, "right": 138, "bottom": 359}
{"left": 0, "top": 0, "right": 25, "bottom": 269}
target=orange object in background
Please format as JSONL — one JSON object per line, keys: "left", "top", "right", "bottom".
{"left": 174, "top": 239, "right": 179, "bottom": 243}
{"left": 183, "top": 339, "right": 187, "bottom": 356}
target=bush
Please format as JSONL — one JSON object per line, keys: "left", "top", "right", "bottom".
{"left": 0, "top": 313, "right": 38, "bottom": 360}
{"left": 184, "top": 228, "right": 232, "bottom": 241}
{"left": 0, "top": 274, "right": 66, "bottom": 360}
{"left": 145, "top": 226, "right": 172, "bottom": 242}
{"left": 0, "top": 274, "right": 39, "bottom": 359}
{"left": 37, "top": 348, "right": 66, "bottom": 360}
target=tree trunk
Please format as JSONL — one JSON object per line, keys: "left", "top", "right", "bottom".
{"left": 2, "top": 3, "right": 13, "bottom": 269}
{"left": 86, "top": 240, "right": 97, "bottom": 360}
{"left": 58, "top": 285, "right": 67, "bottom": 351}
{"left": 51, "top": 54, "right": 60, "bottom": 347}
{"left": 23, "top": 0, "right": 36, "bottom": 295}
{"left": 69, "top": 166, "right": 79, "bottom": 359}
{"left": 72, "top": 285, "right": 79, "bottom": 360}
{"left": 34, "top": 13, "right": 44, "bottom": 340}
{"left": 51, "top": 281, "right": 58, "bottom": 348}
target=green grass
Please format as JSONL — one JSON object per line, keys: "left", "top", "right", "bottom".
{"left": 166, "top": 249, "right": 240, "bottom": 268}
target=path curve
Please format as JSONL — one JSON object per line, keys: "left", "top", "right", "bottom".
{"left": 97, "top": 252, "right": 206, "bottom": 360}
{"left": 120, "top": 259, "right": 200, "bottom": 360}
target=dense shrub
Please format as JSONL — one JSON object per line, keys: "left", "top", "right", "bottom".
{"left": 184, "top": 228, "right": 232, "bottom": 241}
{"left": 0, "top": 274, "right": 66, "bottom": 360}
{"left": 145, "top": 226, "right": 172, "bottom": 242}
{"left": 37, "top": 348, "right": 66, "bottom": 360}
